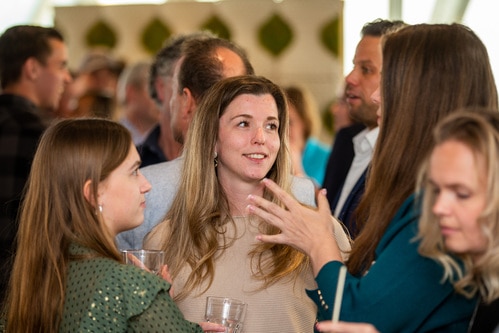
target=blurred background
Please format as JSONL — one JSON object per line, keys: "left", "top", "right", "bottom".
{"left": 0, "top": 0, "right": 496, "bottom": 142}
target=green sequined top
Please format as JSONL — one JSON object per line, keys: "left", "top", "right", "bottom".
{"left": 1, "top": 243, "right": 202, "bottom": 332}
{"left": 60, "top": 243, "right": 202, "bottom": 332}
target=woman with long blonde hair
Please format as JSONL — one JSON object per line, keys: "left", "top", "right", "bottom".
{"left": 145, "top": 75, "right": 350, "bottom": 332}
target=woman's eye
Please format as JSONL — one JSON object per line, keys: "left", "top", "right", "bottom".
{"left": 456, "top": 192, "right": 470, "bottom": 200}
{"left": 237, "top": 121, "right": 249, "bottom": 127}
{"left": 267, "top": 123, "right": 278, "bottom": 130}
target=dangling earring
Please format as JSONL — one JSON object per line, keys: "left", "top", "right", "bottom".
{"left": 214, "top": 152, "right": 218, "bottom": 168}
{"left": 97, "top": 204, "right": 103, "bottom": 214}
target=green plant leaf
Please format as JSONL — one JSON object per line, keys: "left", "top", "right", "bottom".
{"left": 258, "top": 13, "right": 293, "bottom": 57}
{"left": 85, "top": 20, "right": 117, "bottom": 49}
{"left": 141, "top": 18, "right": 172, "bottom": 54}
{"left": 200, "top": 15, "right": 231, "bottom": 40}
{"left": 320, "top": 17, "right": 340, "bottom": 57}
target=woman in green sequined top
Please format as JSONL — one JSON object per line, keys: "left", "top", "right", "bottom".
{"left": 1, "top": 119, "right": 220, "bottom": 333}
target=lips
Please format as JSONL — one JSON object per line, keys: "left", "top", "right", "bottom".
{"left": 439, "top": 225, "right": 457, "bottom": 237}
{"left": 245, "top": 153, "right": 266, "bottom": 159}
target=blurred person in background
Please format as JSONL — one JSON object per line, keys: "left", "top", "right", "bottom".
{"left": 0, "top": 24, "right": 72, "bottom": 305}
{"left": 285, "top": 85, "right": 330, "bottom": 186}
{"left": 116, "top": 61, "right": 160, "bottom": 145}
{"left": 137, "top": 33, "right": 212, "bottom": 167}
{"left": 70, "top": 49, "right": 124, "bottom": 119}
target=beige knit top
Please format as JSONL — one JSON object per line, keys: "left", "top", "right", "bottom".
{"left": 145, "top": 215, "right": 320, "bottom": 332}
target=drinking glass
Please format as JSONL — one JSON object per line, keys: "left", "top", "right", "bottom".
{"left": 121, "top": 249, "right": 165, "bottom": 276}
{"left": 205, "top": 296, "right": 247, "bottom": 333}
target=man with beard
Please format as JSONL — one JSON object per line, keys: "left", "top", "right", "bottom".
{"left": 323, "top": 19, "right": 406, "bottom": 237}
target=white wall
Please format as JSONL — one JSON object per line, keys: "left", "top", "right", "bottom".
{"left": 342, "top": 0, "right": 499, "bottom": 88}
{"left": 1, "top": 0, "right": 499, "bottom": 94}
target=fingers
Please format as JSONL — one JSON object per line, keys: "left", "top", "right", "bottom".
{"left": 246, "top": 194, "right": 285, "bottom": 229}
{"left": 126, "top": 253, "right": 148, "bottom": 271}
{"left": 255, "top": 233, "right": 286, "bottom": 245}
{"left": 199, "top": 322, "right": 226, "bottom": 332}
{"left": 261, "top": 178, "right": 300, "bottom": 210}
{"left": 160, "top": 265, "right": 175, "bottom": 298}
{"left": 316, "top": 188, "right": 333, "bottom": 215}
{"left": 316, "top": 321, "right": 379, "bottom": 333}
{"left": 160, "top": 265, "right": 173, "bottom": 283}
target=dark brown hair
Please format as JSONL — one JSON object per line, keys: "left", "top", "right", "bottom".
{"left": 348, "top": 23, "right": 498, "bottom": 276}
{"left": 0, "top": 25, "right": 64, "bottom": 89}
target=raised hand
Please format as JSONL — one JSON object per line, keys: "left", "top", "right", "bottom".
{"left": 247, "top": 178, "right": 345, "bottom": 275}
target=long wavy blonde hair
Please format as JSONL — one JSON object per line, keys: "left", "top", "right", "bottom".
{"left": 4, "top": 119, "right": 131, "bottom": 333}
{"left": 161, "top": 75, "right": 309, "bottom": 300}
{"left": 418, "top": 108, "right": 499, "bottom": 304}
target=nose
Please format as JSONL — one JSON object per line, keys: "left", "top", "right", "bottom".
{"left": 140, "top": 174, "right": 152, "bottom": 194}
{"left": 64, "top": 69, "right": 72, "bottom": 84}
{"left": 371, "top": 87, "right": 381, "bottom": 106}
{"left": 252, "top": 127, "right": 265, "bottom": 145}
{"left": 345, "top": 68, "right": 357, "bottom": 86}
{"left": 432, "top": 192, "right": 450, "bottom": 217}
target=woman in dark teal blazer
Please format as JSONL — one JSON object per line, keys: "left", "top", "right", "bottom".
{"left": 247, "top": 23, "right": 498, "bottom": 333}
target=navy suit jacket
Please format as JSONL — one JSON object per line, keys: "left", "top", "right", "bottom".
{"left": 322, "top": 123, "right": 365, "bottom": 211}
{"left": 336, "top": 167, "right": 367, "bottom": 237}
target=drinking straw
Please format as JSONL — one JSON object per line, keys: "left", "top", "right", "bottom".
{"left": 332, "top": 265, "right": 347, "bottom": 322}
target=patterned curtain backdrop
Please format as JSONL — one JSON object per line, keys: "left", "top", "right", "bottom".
{"left": 55, "top": 0, "right": 343, "bottom": 138}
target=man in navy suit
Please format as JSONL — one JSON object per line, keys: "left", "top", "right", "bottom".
{"left": 323, "top": 19, "right": 405, "bottom": 237}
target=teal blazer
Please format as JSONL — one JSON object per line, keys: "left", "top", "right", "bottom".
{"left": 307, "top": 194, "right": 476, "bottom": 332}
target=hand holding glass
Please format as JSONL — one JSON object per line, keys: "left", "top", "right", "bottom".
{"left": 205, "top": 296, "right": 247, "bottom": 333}
{"left": 122, "top": 249, "right": 165, "bottom": 276}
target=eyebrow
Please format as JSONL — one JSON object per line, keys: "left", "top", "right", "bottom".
{"left": 230, "top": 114, "right": 279, "bottom": 121}
{"left": 129, "top": 160, "right": 142, "bottom": 171}
{"left": 428, "top": 178, "right": 470, "bottom": 191}
{"left": 353, "top": 59, "right": 375, "bottom": 66}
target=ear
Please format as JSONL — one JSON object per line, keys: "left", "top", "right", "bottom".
{"left": 182, "top": 87, "right": 197, "bottom": 121}
{"left": 83, "top": 179, "right": 97, "bottom": 206}
{"left": 125, "top": 85, "right": 134, "bottom": 104}
{"left": 154, "top": 76, "right": 165, "bottom": 103}
{"left": 23, "top": 57, "right": 40, "bottom": 81}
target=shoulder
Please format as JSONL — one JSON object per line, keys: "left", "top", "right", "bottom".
{"left": 376, "top": 194, "right": 420, "bottom": 251}
{"left": 0, "top": 95, "right": 45, "bottom": 133}
{"left": 140, "top": 158, "right": 183, "bottom": 206}
{"left": 291, "top": 175, "right": 316, "bottom": 206}
{"left": 144, "top": 220, "right": 171, "bottom": 249}
{"left": 141, "top": 157, "right": 182, "bottom": 180}
{"left": 70, "top": 257, "right": 170, "bottom": 317}
{"left": 391, "top": 194, "right": 419, "bottom": 224}
{"left": 338, "top": 123, "right": 366, "bottom": 138}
